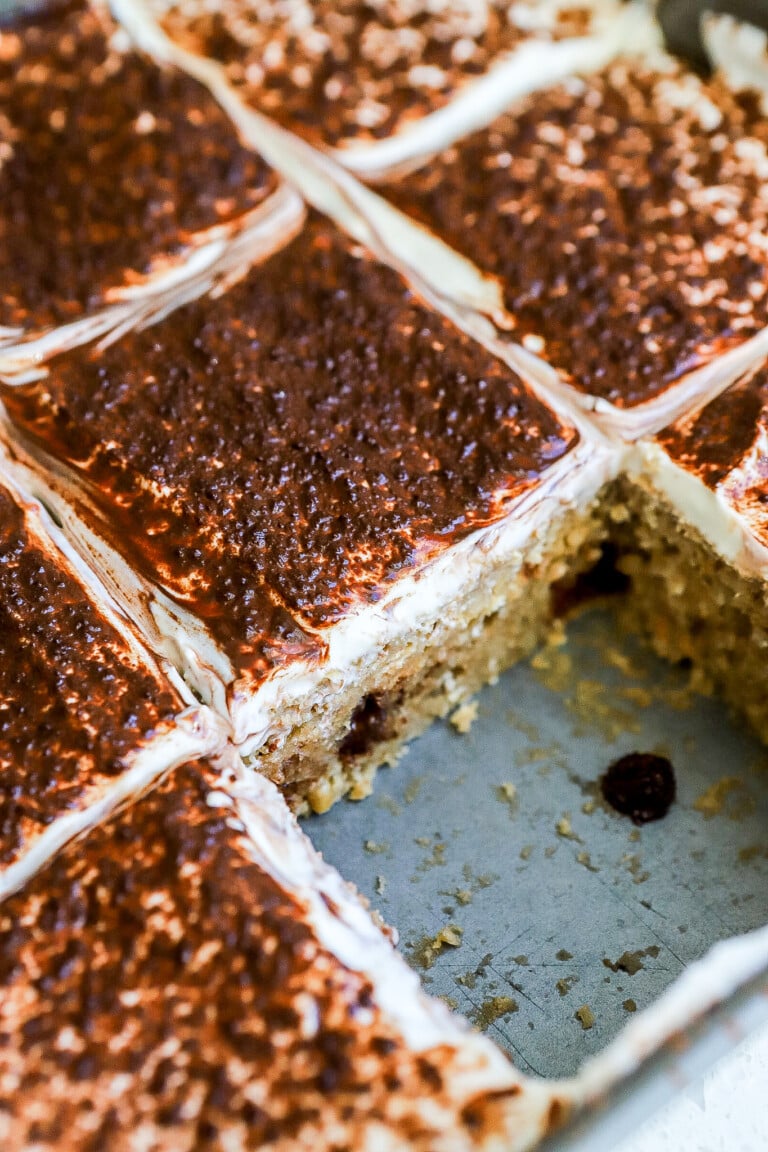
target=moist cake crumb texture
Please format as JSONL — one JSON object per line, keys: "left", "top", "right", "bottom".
{"left": 2, "top": 2, "right": 768, "bottom": 1150}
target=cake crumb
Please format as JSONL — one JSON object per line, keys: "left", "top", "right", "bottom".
{"left": 556, "top": 975, "right": 579, "bottom": 997}
{"left": 576, "top": 850, "right": 599, "bottom": 873}
{"left": 377, "top": 794, "right": 401, "bottom": 816}
{"left": 496, "top": 781, "right": 518, "bottom": 813}
{"left": 739, "top": 844, "right": 768, "bottom": 863}
{"left": 416, "top": 839, "right": 447, "bottom": 871}
{"left": 694, "top": 776, "right": 743, "bottom": 819}
{"left": 375, "top": 874, "right": 387, "bottom": 895}
{"left": 556, "top": 949, "right": 573, "bottom": 962}
{"left": 461, "top": 864, "right": 497, "bottom": 890}
{"left": 450, "top": 700, "right": 478, "bottom": 734}
{"left": 556, "top": 814, "right": 581, "bottom": 842}
{"left": 603, "top": 946, "right": 659, "bottom": 975}
{"left": 348, "top": 773, "right": 374, "bottom": 801}
{"left": 519, "top": 844, "right": 533, "bottom": 861}
{"left": 364, "top": 839, "right": 389, "bottom": 855}
{"left": 409, "top": 925, "right": 464, "bottom": 970}
{"left": 532, "top": 646, "right": 572, "bottom": 693}
{"left": 471, "top": 996, "right": 518, "bottom": 1029}
{"left": 623, "top": 998, "right": 637, "bottom": 1013}
{"left": 575, "top": 1005, "right": 595, "bottom": 1030}
{"left": 404, "top": 776, "right": 423, "bottom": 805}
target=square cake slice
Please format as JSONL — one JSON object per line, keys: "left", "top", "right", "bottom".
{"left": 0, "top": 0, "right": 303, "bottom": 364}
{"left": 380, "top": 52, "right": 768, "bottom": 432}
{"left": 131, "top": 0, "right": 644, "bottom": 177}
{"left": 0, "top": 215, "right": 619, "bottom": 811}
{"left": 0, "top": 751, "right": 577, "bottom": 1152}
{"left": 0, "top": 456, "right": 225, "bottom": 899}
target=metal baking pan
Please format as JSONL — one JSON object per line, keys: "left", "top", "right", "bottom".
{"left": 304, "top": 607, "right": 768, "bottom": 1146}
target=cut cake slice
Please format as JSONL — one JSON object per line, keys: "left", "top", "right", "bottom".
{"left": 0, "top": 0, "right": 303, "bottom": 369}
{"left": 0, "top": 454, "right": 225, "bottom": 899}
{"left": 0, "top": 215, "right": 619, "bottom": 810}
{"left": 378, "top": 50, "right": 768, "bottom": 434}
{"left": 0, "top": 750, "right": 578, "bottom": 1152}
{"left": 136, "top": 0, "right": 646, "bottom": 178}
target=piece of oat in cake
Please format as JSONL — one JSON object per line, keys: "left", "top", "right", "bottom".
{"left": 607, "top": 360, "right": 768, "bottom": 742}
{"left": 0, "top": 0, "right": 301, "bottom": 360}
{"left": 0, "top": 458, "right": 224, "bottom": 899}
{"left": 382, "top": 54, "right": 768, "bottom": 430}
{"left": 0, "top": 751, "right": 577, "bottom": 1152}
{"left": 0, "top": 215, "right": 619, "bottom": 811}
{"left": 130, "top": 0, "right": 642, "bottom": 176}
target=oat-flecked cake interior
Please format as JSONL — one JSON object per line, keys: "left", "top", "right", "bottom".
{"left": 615, "top": 364, "right": 768, "bottom": 743}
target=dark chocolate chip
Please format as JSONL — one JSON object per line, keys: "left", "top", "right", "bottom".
{"left": 600, "top": 753, "right": 676, "bottom": 824}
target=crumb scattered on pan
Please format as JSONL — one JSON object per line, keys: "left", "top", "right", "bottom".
{"left": 506, "top": 709, "right": 541, "bottom": 742}
{"left": 582, "top": 798, "right": 596, "bottom": 815}
{"left": 575, "top": 1005, "right": 595, "bottom": 1030}
{"left": 415, "top": 837, "right": 446, "bottom": 872}
{"left": 694, "top": 776, "right": 744, "bottom": 818}
{"left": 567, "top": 678, "right": 641, "bottom": 741}
{"left": 556, "top": 975, "right": 579, "bottom": 997}
{"left": 556, "top": 949, "right": 573, "bottom": 962}
{"left": 450, "top": 700, "right": 478, "bottom": 734}
{"left": 440, "top": 995, "right": 459, "bottom": 1011}
{"left": 623, "top": 999, "right": 637, "bottom": 1013}
{"left": 519, "top": 844, "right": 533, "bottom": 860}
{"left": 376, "top": 794, "right": 401, "bottom": 816}
{"left": 514, "top": 742, "right": 567, "bottom": 771}
{"left": 739, "top": 844, "right": 768, "bottom": 863}
{"left": 408, "top": 924, "right": 464, "bottom": 970}
{"left": 364, "top": 839, "right": 389, "bottom": 855}
{"left": 531, "top": 645, "right": 573, "bottom": 694}
{"left": 556, "top": 814, "right": 582, "bottom": 842}
{"left": 495, "top": 781, "right": 518, "bottom": 814}
{"left": 404, "top": 776, "right": 423, "bottom": 805}
{"left": 462, "top": 864, "right": 497, "bottom": 891}
{"left": 603, "top": 945, "right": 659, "bottom": 975}
{"left": 621, "top": 853, "right": 650, "bottom": 884}
{"left": 375, "top": 874, "right": 387, "bottom": 895}
{"left": 576, "top": 850, "right": 599, "bottom": 873}
{"left": 471, "top": 996, "right": 519, "bottom": 1029}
